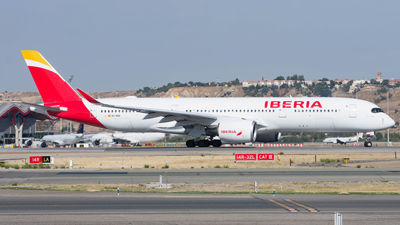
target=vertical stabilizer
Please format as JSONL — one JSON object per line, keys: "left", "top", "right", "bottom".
{"left": 21, "top": 50, "right": 81, "bottom": 104}
{"left": 77, "top": 124, "right": 84, "bottom": 134}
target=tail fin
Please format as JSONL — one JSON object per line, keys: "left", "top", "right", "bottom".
{"left": 77, "top": 124, "right": 84, "bottom": 134}
{"left": 21, "top": 50, "right": 81, "bottom": 104}
{"left": 358, "top": 133, "right": 363, "bottom": 140}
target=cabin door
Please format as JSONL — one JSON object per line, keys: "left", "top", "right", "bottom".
{"left": 349, "top": 104, "right": 357, "bottom": 118}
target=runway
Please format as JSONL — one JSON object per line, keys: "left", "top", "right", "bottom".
{"left": 1, "top": 168, "right": 399, "bottom": 185}
{"left": 0, "top": 189, "right": 399, "bottom": 224}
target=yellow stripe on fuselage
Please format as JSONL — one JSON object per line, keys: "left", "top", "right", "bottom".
{"left": 21, "top": 50, "right": 52, "bottom": 68}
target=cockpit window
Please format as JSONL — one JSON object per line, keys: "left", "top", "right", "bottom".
{"left": 371, "top": 108, "right": 384, "bottom": 113}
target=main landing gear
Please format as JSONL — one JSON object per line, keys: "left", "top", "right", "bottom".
{"left": 186, "top": 138, "right": 222, "bottom": 147}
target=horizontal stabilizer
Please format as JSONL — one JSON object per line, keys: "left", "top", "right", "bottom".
{"left": 76, "top": 88, "right": 100, "bottom": 104}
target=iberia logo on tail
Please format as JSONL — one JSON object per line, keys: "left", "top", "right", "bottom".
{"left": 237, "top": 130, "right": 243, "bottom": 136}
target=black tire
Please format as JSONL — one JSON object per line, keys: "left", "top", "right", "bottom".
{"left": 212, "top": 140, "right": 222, "bottom": 147}
{"left": 367, "top": 141, "right": 372, "bottom": 147}
{"left": 198, "top": 140, "right": 210, "bottom": 147}
{"left": 186, "top": 139, "right": 196, "bottom": 147}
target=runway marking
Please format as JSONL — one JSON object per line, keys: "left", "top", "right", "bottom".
{"left": 268, "top": 199, "right": 298, "bottom": 213}
{"left": 284, "top": 199, "right": 318, "bottom": 212}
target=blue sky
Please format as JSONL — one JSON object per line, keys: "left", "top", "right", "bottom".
{"left": 1, "top": 0, "right": 399, "bottom": 92}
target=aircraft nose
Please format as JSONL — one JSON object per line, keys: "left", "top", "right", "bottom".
{"left": 388, "top": 116, "right": 395, "bottom": 127}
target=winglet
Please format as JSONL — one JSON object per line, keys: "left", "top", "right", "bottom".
{"left": 76, "top": 89, "right": 100, "bottom": 104}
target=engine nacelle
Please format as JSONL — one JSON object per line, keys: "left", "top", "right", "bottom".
{"left": 25, "top": 140, "right": 32, "bottom": 147}
{"left": 218, "top": 120, "right": 257, "bottom": 143}
{"left": 255, "top": 132, "right": 281, "bottom": 143}
{"left": 40, "top": 142, "right": 47, "bottom": 148}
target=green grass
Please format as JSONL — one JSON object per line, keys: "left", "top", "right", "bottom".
{"left": 320, "top": 158, "right": 341, "bottom": 163}
{"left": 214, "top": 165, "right": 221, "bottom": 168}
{"left": 162, "top": 165, "right": 169, "bottom": 169}
{"left": 144, "top": 164, "right": 150, "bottom": 168}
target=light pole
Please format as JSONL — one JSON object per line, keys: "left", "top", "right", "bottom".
{"left": 387, "top": 87, "right": 392, "bottom": 146}
{"left": 68, "top": 75, "right": 74, "bottom": 133}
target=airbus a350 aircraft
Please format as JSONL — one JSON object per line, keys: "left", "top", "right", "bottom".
{"left": 323, "top": 133, "right": 363, "bottom": 145}
{"left": 15, "top": 50, "right": 394, "bottom": 148}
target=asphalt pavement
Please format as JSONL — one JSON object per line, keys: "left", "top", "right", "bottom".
{"left": 1, "top": 168, "right": 399, "bottom": 185}
{"left": 0, "top": 189, "right": 399, "bottom": 224}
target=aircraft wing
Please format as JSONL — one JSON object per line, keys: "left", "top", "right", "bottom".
{"left": 77, "top": 89, "right": 269, "bottom": 128}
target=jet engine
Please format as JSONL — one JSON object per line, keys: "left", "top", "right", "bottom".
{"left": 255, "top": 132, "right": 281, "bottom": 143}
{"left": 40, "top": 142, "right": 47, "bottom": 148}
{"left": 25, "top": 140, "right": 32, "bottom": 147}
{"left": 217, "top": 120, "right": 257, "bottom": 143}
{"left": 93, "top": 140, "right": 100, "bottom": 146}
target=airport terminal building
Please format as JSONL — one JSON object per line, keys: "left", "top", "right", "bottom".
{"left": 0, "top": 103, "right": 58, "bottom": 146}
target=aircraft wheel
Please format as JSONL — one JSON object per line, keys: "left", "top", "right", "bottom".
{"left": 212, "top": 140, "right": 222, "bottom": 147}
{"left": 186, "top": 139, "right": 196, "bottom": 147}
{"left": 364, "top": 141, "right": 372, "bottom": 147}
{"left": 198, "top": 140, "right": 210, "bottom": 147}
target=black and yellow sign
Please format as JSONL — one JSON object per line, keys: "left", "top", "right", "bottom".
{"left": 42, "top": 156, "right": 51, "bottom": 163}
{"left": 342, "top": 158, "right": 350, "bottom": 163}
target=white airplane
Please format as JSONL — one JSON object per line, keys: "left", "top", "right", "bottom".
{"left": 323, "top": 133, "right": 363, "bottom": 145}
{"left": 90, "top": 132, "right": 167, "bottom": 146}
{"left": 15, "top": 50, "right": 394, "bottom": 148}
{"left": 113, "top": 132, "right": 167, "bottom": 146}
{"left": 40, "top": 124, "right": 84, "bottom": 147}
{"left": 89, "top": 132, "right": 114, "bottom": 146}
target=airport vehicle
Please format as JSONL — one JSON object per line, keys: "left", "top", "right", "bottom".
{"left": 323, "top": 133, "right": 363, "bottom": 145}
{"left": 40, "top": 124, "right": 84, "bottom": 147}
{"left": 16, "top": 50, "right": 394, "bottom": 148}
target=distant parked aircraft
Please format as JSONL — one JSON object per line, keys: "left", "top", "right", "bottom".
{"left": 39, "top": 124, "right": 84, "bottom": 147}
{"left": 90, "top": 132, "right": 167, "bottom": 146}
{"left": 323, "top": 133, "right": 363, "bottom": 145}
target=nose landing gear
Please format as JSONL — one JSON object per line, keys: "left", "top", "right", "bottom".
{"left": 364, "top": 141, "right": 372, "bottom": 147}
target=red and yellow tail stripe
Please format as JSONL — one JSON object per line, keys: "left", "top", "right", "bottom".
{"left": 21, "top": 50, "right": 63, "bottom": 79}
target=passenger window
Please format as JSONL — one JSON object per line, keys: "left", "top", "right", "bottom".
{"left": 302, "top": 110, "right": 304, "bottom": 112}
{"left": 224, "top": 110, "right": 226, "bottom": 112}
{"left": 328, "top": 110, "right": 329, "bottom": 112}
